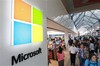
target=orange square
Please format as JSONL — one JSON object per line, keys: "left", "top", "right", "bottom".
{"left": 14, "top": 0, "right": 31, "bottom": 22}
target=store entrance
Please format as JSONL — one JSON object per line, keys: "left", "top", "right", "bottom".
{"left": 47, "top": 29, "right": 65, "bottom": 60}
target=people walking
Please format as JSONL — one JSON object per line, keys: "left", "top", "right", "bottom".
{"left": 68, "top": 38, "right": 73, "bottom": 46}
{"left": 89, "top": 41, "right": 95, "bottom": 54}
{"left": 57, "top": 46, "right": 65, "bottom": 66}
{"left": 78, "top": 44, "right": 88, "bottom": 66}
{"left": 69, "top": 43, "right": 77, "bottom": 66}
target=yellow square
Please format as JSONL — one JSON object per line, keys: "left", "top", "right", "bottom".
{"left": 32, "top": 25, "right": 43, "bottom": 42}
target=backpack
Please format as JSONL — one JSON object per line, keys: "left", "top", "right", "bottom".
{"left": 88, "top": 60, "right": 98, "bottom": 66}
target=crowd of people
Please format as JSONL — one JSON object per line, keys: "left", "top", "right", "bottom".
{"left": 48, "top": 36, "right": 100, "bottom": 66}
{"left": 68, "top": 36, "right": 100, "bottom": 66}
{"left": 48, "top": 36, "right": 65, "bottom": 65}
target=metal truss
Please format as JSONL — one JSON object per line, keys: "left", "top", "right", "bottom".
{"left": 53, "top": 9, "right": 100, "bottom": 32}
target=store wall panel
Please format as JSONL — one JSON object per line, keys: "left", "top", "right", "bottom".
{"left": 0, "top": 0, "right": 47, "bottom": 66}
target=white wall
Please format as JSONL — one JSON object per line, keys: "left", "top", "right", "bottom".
{"left": 0, "top": 0, "right": 47, "bottom": 66}
{"left": 24, "top": 0, "right": 67, "bottom": 18}
{"left": 46, "top": 0, "right": 67, "bottom": 18}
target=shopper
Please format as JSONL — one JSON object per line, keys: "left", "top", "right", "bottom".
{"left": 78, "top": 44, "right": 88, "bottom": 66}
{"left": 94, "top": 41, "right": 99, "bottom": 54}
{"left": 48, "top": 49, "right": 51, "bottom": 66}
{"left": 68, "top": 38, "right": 73, "bottom": 46}
{"left": 57, "top": 46, "right": 64, "bottom": 66}
{"left": 85, "top": 54, "right": 100, "bottom": 66}
{"left": 69, "top": 43, "right": 77, "bottom": 66}
{"left": 89, "top": 40, "right": 95, "bottom": 54}
{"left": 98, "top": 38, "right": 100, "bottom": 53}
{"left": 62, "top": 45, "right": 67, "bottom": 66}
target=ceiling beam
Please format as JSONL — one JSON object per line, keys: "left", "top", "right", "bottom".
{"left": 90, "top": 11, "right": 99, "bottom": 20}
{"left": 75, "top": 18, "right": 84, "bottom": 28}
{"left": 85, "top": 17, "right": 99, "bottom": 30}
{"left": 83, "top": 20, "right": 93, "bottom": 27}
{"left": 76, "top": 19, "right": 84, "bottom": 29}
{"left": 75, "top": 13, "right": 85, "bottom": 25}
{"left": 85, "top": 17, "right": 95, "bottom": 24}
{"left": 85, "top": 15, "right": 97, "bottom": 20}
{"left": 73, "top": 12, "right": 83, "bottom": 24}
{"left": 71, "top": 12, "right": 84, "bottom": 30}
{"left": 57, "top": 15, "right": 64, "bottom": 23}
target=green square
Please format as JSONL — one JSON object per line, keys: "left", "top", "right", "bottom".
{"left": 32, "top": 7, "right": 43, "bottom": 25}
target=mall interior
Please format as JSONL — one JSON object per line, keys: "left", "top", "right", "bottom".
{"left": 0, "top": 0, "right": 100, "bottom": 66}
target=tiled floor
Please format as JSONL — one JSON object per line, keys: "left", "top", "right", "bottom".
{"left": 49, "top": 60, "right": 58, "bottom": 66}
{"left": 49, "top": 50, "right": 80, "bottom": 66}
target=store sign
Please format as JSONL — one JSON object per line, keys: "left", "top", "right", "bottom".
{"left": 11, "top": 48, "right": 42, "bottom": 65}
{"left": 13, "top": 0, "right": 43, "bottom": 45}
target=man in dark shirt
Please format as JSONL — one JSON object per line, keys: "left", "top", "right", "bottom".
{"left": 68, "top": 38, "right": 73, "bottom": 46}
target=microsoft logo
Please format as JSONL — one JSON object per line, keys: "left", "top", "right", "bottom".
{"left": 13, "top": 0, "right": 43, "bottom": 45}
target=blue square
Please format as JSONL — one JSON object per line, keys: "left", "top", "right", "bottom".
{"left": 13, "top": 21, "right": 32, "bottom": 45}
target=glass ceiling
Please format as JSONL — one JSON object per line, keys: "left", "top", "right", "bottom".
{"left": 53, "top": 9, "right": 100, "bottom": 33}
